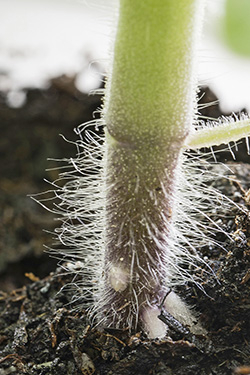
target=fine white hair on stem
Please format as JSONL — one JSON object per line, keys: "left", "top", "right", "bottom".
{"left": 31, "top": 0, "right": 250, "bottom": 337}
{"left": 186, "top": 112, "right": 250, "bottom": 149}
{"left": 33, "top": 112, "right": 248, "bottom": 336}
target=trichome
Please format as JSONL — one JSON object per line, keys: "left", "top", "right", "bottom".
{"left": 40, "top": 0, "right": 250, "bottom": 338}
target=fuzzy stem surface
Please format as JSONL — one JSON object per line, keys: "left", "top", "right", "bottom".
{"left": 100, "top": 0, "right": 204, "bottom": 333}
{"left": 185, "top": 116, "right": 250, "bottom": 149}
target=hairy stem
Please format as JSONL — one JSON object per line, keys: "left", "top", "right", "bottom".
{"left": 185, "top": 115, "right": 250, "bottom": 149}
{"left": 99, "top": 0, "right": 204, "bottom": 333}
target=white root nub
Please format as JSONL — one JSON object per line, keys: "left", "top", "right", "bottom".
{"left": 109, "top": 265, "right": 129, "bottom": 292}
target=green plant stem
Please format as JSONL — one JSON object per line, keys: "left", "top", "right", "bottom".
{"left": 99, "top": 0, "right": 204, "bottom": 332}
{"left": 185, "top": 116, "right": 250, "bottom": 149}
{"left": 105, "top": 0, "right": 201, "bottom": 144}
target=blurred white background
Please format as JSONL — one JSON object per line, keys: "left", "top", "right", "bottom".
{"left": 0, "top": 0, "right": 250, "bottom": 111}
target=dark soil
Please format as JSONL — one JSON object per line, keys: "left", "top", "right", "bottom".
{"left": 0, "top": 75, "right": 102, "bottom": 291}
{"left": 0, "top": 79, "right": 249, "bottom": 375}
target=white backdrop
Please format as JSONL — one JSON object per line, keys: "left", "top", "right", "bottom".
{"left": 0, "top": 0, "right": 250, "bottom": 111}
